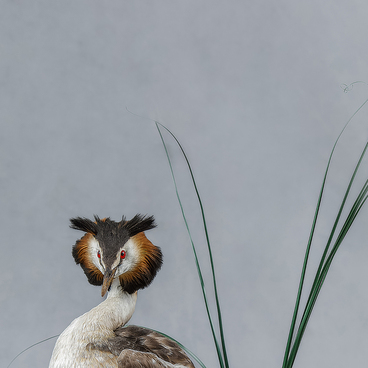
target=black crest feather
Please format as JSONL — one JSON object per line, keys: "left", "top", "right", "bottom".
{"left": 123, "top": 214, "right": 156, "bottom": 237}
{"left": 70, "top": 214, "right": 156, "bottom": 237}
{"left": 70, "top": 216, "right": 99, "bottom": 235}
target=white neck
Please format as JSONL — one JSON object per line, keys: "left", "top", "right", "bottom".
{"left": 49, "top": 280, "right": 137, "bottom": 368}
{"left": 96, "top": 279, "right": 137, "bottom": 330}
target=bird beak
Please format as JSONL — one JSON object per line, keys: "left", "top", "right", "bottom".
{"left": 101, "top": 267, "right": 117, "bottom": 297}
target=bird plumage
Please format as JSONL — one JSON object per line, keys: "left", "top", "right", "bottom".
{"left": 108, "top": 325, "right": 195, "bottom": 367}
{"left": 49, "top": 214, "right": 194, "bottom": 368}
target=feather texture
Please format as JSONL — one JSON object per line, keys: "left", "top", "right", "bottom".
{"left": 111, "top": 326, "right": 195, "bottom": 368}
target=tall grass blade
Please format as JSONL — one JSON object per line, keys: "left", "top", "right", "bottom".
{"left": 282, "top": 86, "right": 368, "bottom": 368}
{"left": 155, "top": 121, "right": 229, "bottom": 368}
{"left": 299, "top": 141, "right": 368, "bottom": 326}
{"left": 125, "top": 107, "right": 228, "bottom": 367}
{"left": 155, "top": 122, "right": 227, "bottom": 368}
{"left": 286, "top": 143, "right": 368, "bottom": 368}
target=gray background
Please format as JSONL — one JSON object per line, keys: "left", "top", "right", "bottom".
{"left": 1, "top": 1, "right": 368, "bottom": 367}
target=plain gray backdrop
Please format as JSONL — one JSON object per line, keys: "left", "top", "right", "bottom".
{"left": 1, "top": 1, "right": 368, "bottom": 367}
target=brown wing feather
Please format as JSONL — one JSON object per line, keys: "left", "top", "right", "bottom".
{"left": 118, "top": 350, "right": 168, "bottom": 367}
{"left": 110, "top": 325, "right": 195, "bottom": 368}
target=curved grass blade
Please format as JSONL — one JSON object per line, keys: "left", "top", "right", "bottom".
{"left": 155, "top": 122, "right": 227, "bottom": 368}
{"left": 125, "top": 107, "right": 227, "bottom": 367}
{"left": 155, "top": 121, "right": 229, "bottom": 368}
{"left": 7, "top": 335, "right": 59, "bottom": 368}
{"left": 282, "top": 88, "right": 368, "bottom": 368}
{"left": 286, "top": 143, "right": 368, "bottom": 368}
{"left": 286, "top": 190, "right": 368, "bottom": 368}
{"left": 298, "top": 141, "right": 368, "bottom": 327}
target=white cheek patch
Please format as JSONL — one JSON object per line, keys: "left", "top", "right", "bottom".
{"left": 88, "top": 237, "right": 104, "bottom": 273}
{"left": 116, "top": 238, "right": 139, "bottom": 276}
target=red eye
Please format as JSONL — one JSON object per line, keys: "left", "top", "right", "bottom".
{"left": 120, "top": 250, "right": 126, "bottom": 259}
{"left": 97, "top": 250, "right": 101, "bottom": 258}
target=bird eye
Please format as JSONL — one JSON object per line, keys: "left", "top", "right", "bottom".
{"left": 97, "top": 250, "right": 101, "bottom": 259}
{"left": 120, "top": 250, "right": 126, "bottom": 259}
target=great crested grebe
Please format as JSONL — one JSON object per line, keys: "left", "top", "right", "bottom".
{"left": 49, "top": 214, "right": 195, "bottom": 368}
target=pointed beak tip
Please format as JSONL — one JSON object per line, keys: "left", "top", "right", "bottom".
{"left": 101, "top": 267, "right": 117, "bottom": 297}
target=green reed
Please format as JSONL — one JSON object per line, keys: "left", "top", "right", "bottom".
{"left": 152, "top": 82, "right": 368, "bottom": 368}
{"left": 8, "top": 84, "right": 368, "bottom": 368}
{"left": 282, "top": 84, "right": 368, "bottom": 368}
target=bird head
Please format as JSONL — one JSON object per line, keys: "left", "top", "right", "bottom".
{"left": 70, "top": 214, "right": 162, "bottom": 296}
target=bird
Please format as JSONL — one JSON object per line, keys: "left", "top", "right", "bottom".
{"left": 49, "top": 214, "right": 195, "bottom": 368}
